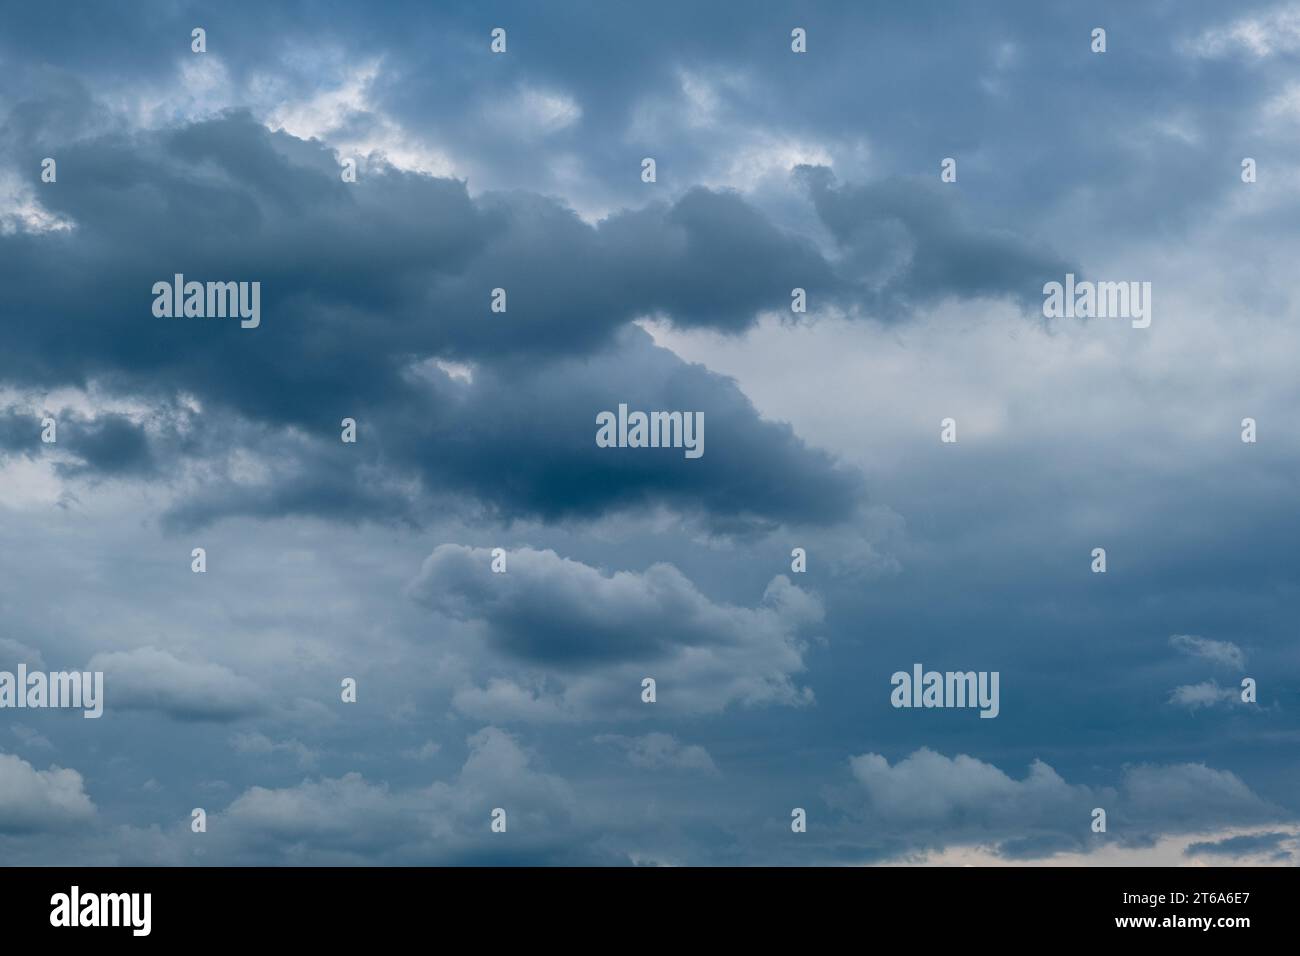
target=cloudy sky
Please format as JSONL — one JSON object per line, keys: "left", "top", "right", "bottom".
{"left": 1, "top": 0, "right": 1298, "bottom": 866}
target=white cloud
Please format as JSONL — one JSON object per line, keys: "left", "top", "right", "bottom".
{"left": 0, "top": 170, "right": 75, "bottom": 236}
{"left": 1170, "top": 634, "right": 1246, "bottom": 669}
{"left": 1187, "top": 3, "right": 1300, "bottom": 59}
{"left": 485, "top": 85, "right": 582, "bottom": 138}
{"left": 265, "top": 59, "right": 457, "bottom": 177}
{"left": 894, "top": 826, "right": 1298, "bottom": 866}
{"left": 625, "top": 67, "right": 870, "bottom": 194}
{"left": 1169, "top": 680, "right": 1242, "bottom": 711}
{"left": 850, "top": 748, "right": 1082, "bottom": 824}
{"left": 0, "top": 752, "right": 95, "bottom": 832}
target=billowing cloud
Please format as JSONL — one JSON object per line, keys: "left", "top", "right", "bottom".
{"left": 0, "top": 752, "right": 95, "bottom": 833}
{"left": 0, "top": 106, "right": 868, "bottom": 531}
{"left": 410, "top": 545, "right": 822, "bottom": 717}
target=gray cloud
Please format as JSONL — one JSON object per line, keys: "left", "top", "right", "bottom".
{"left": 1185, "top": 830, "right": 1295, "bottom": 859}
{"left": 595, "top": 733, "right": 720, "bottom": 775}
{"left": 835, "top": 748, "right": 1285, "bottom": 861}
{"left": 230, "top": 731, "right": 318, "bottom": 770}
{"left": 410, "top": 544, "right": 822, "bottom": 718}
{"left": 797, "top": 165, "right": 1074, "bottom": 314}
{"left": 9, "top": 725, "right": 53, "bottom": 751}
{"left": 193, "top": 727, "right": 600, "bottom": 864}
{"left": 88, "top": 646, "right": 264, "bottom": 722}
{"left": 411, "top": 544, "right": 817, "bottom": 665}
{"left": 0, "top": 638, "right": 46, "bottom": 671}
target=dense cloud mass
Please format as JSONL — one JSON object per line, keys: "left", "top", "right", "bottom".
{"left": 0, "top": 107, "right": 866, "bottom": 529}
{"left": 0, "top": 0, "right": 1297, "bottom": 866}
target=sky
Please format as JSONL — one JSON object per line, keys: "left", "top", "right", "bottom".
{"left": 0, "top": 0, "right": 1297, "bottom": 866}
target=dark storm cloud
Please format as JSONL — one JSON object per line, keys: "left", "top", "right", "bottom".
{"left": 2, "top": 105, "right": 838, "bottom": 375}
{"left": 0, "top": 409, "right": 153, "bottom": 476}
{"left": 598, "top": 187, "right": 843, "bottom": 331}
{"left": 0, "top": 105, "right": 867, "bottom": 528}
{"left": 158, "top": 423, "right": 418, "bottom": 531}
{"left": 53, "top": 413, "right": 156, "bottom": 477}
{"left": 152, "top": 324, "right": 862, "bottom": 531}
{"left": 2, "top": 96, "right": 1066, "bottom": 532}
{"left": 385, "top": 327, "right": 862, "bottom": 530}
{"left": 0, "top": 108, "right": 484, "bottom": 416}
{"left": 0, "top": 412, "right": 37, "bottom": 451}
{"left": 1, "top": 0, "right": 1297, "bottom": 868}
{"left": 798, "top": 165, "right": 1073, "bottom": 312}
